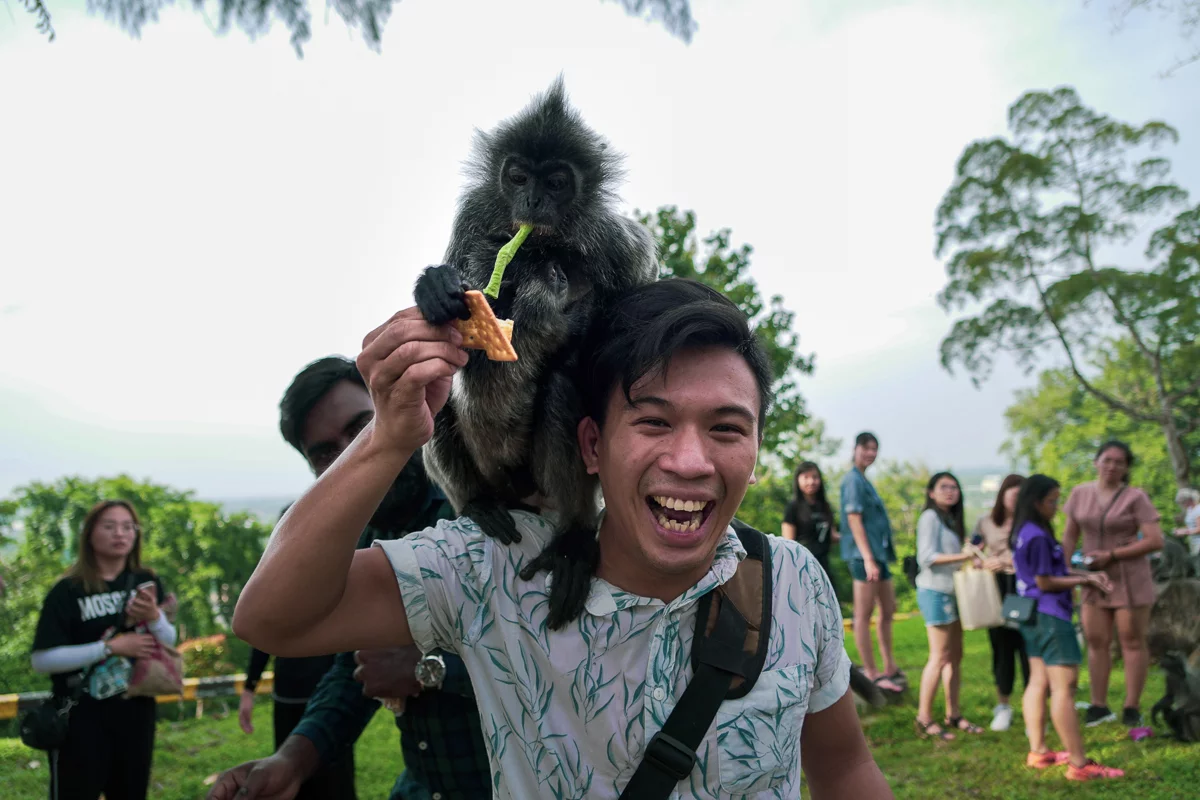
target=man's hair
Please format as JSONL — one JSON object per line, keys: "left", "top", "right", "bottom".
{"left": 279, "top": 356, "right": 365, "bottom": 455}
{"left": 578, "top": 278, "right": 774, "bottom": 433}
{"left": 521, "top": 278, "right": 774, "bottom": 631}
{"left": 855, "top": 431, "right": 878, "bottom": 449}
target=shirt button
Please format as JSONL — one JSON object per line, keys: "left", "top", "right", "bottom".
{"left": 418, "top": 741, "right": 428, "bottom": 751}
{"left": 653, "top": 687, "right": 666, "bottom": 701}
{"left": 432, "top": 794, "right": 442, "bottom": 800}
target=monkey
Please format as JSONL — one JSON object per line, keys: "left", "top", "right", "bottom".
{"left": 1150, "top": 650, "right": 1200, "bottom": 742}
{"left": 413, "top": 78, "right": 658, "bottom": 604}
{"left": 1143, "top": 571, "right": 1200, "bottom": 740}
{"left": 1147, "top": 578, "right": 1200, "bottom": 664}
{"left": 1152, "top": 535, "right": 1197, "bottom": 583}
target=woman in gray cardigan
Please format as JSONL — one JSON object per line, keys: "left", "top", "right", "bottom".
{"left": 914, "top": 472, "right": 985, "bottom": 740}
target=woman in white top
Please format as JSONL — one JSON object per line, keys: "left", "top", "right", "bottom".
{"left": 1173, "top": 488, "right": 1200, "bottom": 556}
{"left": 913, "top": 472, "right": 984, "bottom": 740}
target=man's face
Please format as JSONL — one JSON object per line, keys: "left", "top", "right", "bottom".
{"left": 581, "top": 346, "right": 760, "bottom": 594}
{"left": 298, "top": 378, "right": 430, "bottom": 531}
{"left": 300, "top": 380, "right": 374, "bottom": 476}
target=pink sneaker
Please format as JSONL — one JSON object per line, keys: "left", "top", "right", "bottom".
{"left": 1066, "top": 760, "right": 1125, "bottom": 780}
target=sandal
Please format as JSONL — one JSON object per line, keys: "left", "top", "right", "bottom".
{"left": 915, "top": 719, "right": 955, "bottom": 741}
{"left": 945, "top": 715, "right": 985, "bottom": 734}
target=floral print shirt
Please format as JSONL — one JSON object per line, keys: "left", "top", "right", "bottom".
{"left": 374, "top": 511, "right": 851, "bottom": 799}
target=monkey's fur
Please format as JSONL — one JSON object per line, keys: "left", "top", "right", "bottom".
{"left": 1143, "top": 540, "right": 1200, "bottom": 742}
{"left": 414, "top": 79, "right": 657, "bottom": 622}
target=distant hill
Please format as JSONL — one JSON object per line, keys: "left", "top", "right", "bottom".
{"left": 204, "top": 496, "right": 295, "bottom": 524}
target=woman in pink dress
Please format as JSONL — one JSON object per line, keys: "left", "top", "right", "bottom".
{"left": 1062, "top": 441, "right": 1165, "bottom": 728}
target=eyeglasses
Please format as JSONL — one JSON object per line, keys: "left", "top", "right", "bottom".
{"left": 97, "top": 522, "right": 140, "bottom": 534}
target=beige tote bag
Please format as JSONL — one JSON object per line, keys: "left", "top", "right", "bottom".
{"left": 953, "top": 551, "right": 1004, "bottom": 631}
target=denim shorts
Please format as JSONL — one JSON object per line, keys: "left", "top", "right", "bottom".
{"left": 1020, "top": 612, "right": 1082, "bottom": 667}
{"left": 848, "top": 559, "right": 892, "bottom": 582}
{"left": 916, "top": 588, "right": 959, "bottom": 626}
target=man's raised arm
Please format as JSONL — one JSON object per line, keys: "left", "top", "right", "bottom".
{"left": 232, "top": 308, "right": 468, "bottom": 658}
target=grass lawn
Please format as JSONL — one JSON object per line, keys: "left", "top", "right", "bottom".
{"left": 820, "top": 616, "right": 1195, "bottom": 800}
{"left": 0, "top": 698, "right": 405, "bottom": 799}
{"left": 3, "top": 617, "right": 1195, "bottom": 798}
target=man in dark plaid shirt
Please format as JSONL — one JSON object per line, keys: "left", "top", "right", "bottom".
{"left": 209, "top": 357, "right": 490, "bottom": 800}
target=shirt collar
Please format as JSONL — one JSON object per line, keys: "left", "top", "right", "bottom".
{"left": 570, "top": 525, "right": 747, "bottom": 618}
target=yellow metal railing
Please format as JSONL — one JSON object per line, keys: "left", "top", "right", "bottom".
{"left": 0, "top": 672, "right": 275, "bottom": 720}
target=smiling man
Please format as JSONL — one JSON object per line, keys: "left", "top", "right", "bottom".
{"left": 230, "top": 279, "right": 892, "bottom": 799}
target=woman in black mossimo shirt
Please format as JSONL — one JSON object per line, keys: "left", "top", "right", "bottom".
{"left": 30, "top": 500, "right": 176, "bottom": 800}
{"left": 781, "top": 461, "right": 841, "bottom": 594}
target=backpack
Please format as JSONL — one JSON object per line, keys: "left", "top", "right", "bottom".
{"left": 618, "top": 519, "right": 773, "bottom": 799}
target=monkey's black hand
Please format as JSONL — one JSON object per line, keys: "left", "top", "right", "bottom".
{"left": 462, "top": 498, "right": 521, "bottom": 544}
{"left": 414, "top": 264, "right": 470, "bottom": 325}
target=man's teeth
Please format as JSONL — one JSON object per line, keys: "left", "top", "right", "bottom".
{"left": 652, "top": 495, "right": 707, "bottom": 512}
{"left": 655, "top": 512, "right": 703, "bottom": 533}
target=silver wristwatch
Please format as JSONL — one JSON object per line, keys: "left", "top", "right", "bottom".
{"left": 414, "top": 653, "right": 446, "bottom": 689}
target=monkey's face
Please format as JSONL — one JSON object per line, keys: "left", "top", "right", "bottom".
{"left": 580, "top": 346, "right": 761, "bottom": 598}
{"left": 498, "top": 156, "right": 584, "bottom": 233}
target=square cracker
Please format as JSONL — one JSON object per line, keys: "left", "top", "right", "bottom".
{"left": 452, "top": 290, "right": 518, "bottom": 362}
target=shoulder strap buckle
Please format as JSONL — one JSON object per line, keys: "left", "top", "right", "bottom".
{"left": 643, "top": 731, "right": 697, "bottom": 781}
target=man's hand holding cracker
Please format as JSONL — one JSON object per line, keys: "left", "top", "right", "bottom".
{"left": 355, "top": 307, "right": 469, "bottom": 457}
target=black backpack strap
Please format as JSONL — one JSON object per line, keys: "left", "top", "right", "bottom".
{"left": 617, "top": 520, "right": 772, "bottom": 799}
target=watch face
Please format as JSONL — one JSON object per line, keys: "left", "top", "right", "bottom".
{"left": 416, "top": 656, "right": 446, "bottom": 686}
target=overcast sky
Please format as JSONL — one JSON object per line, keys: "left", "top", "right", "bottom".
{"left": 1, "top": 0, "right": 1198, "bottom": 500}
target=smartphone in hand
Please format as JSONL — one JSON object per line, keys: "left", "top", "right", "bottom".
{"left": 127, "top": 581, "right": 157, "bottom": 609}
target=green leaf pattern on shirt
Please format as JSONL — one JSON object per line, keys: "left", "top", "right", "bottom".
{"left": 379, "top": 513, "right": 852, "bottom": 799}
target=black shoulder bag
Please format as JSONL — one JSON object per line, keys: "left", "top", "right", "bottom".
{"left": 19, "top": 664, "right": 99, "bottom": 751}
{"left": 617, "top": 519, "right": 773, "bottom": 800}
{"left": 20, "top": 572, "right": 136, "bottom": 750}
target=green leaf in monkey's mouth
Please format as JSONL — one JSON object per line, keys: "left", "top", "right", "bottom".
{"left": 484, "top": 223, "right": 534, "bottom": 299}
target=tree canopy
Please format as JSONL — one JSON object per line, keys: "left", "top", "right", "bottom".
{"left": 639, "top": 205, "right": 838, "bottom": 474}
{"left": 21, "top": 0, "right": 696, "bottom": 54}
{"left": 935, "top": 86, "right": 1200, "bottom": 486}
{"left": 1003, "top": 337, "right": 1199, "bottom": 514}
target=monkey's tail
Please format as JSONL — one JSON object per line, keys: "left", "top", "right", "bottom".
{"left": 518, "top": 524, "right": 600, "bottom": 630}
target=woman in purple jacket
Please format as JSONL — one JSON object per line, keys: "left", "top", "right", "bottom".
{"left": 1011, "top": 475, "right": 1123, "bottom": 782}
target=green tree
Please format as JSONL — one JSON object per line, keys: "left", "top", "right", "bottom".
{"left": 935, "top": 86, "right": 1200, "bottom": 488}
{"left": 0, "top": 475, "right": 270, "bottom": 693}
{"left": 1003, "top": 338, "right": 1199, "bottom": 516}
{"left": 639, "top": 206, "right": 839, "bottom": 475}
{"left": 21, "top": 0, "right": 696, "bottom": 54}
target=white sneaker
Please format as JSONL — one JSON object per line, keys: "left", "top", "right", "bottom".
{"left": 990, "top": 703, "right": 1013, "bottom": 732}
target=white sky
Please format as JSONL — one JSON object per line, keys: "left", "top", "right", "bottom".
{"left": 1, "top": 0, "right": 1198, "bottom": 500}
